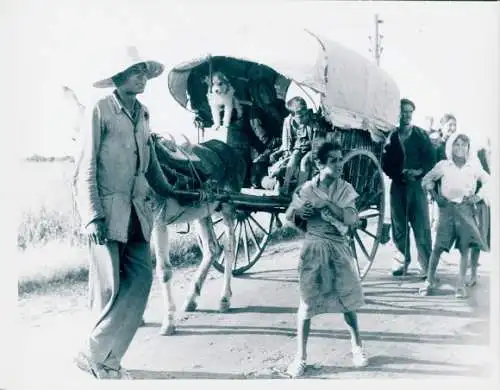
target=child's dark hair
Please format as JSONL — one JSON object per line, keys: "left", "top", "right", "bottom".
{"left": 314, "top": 141, "right": 343, "bottom": 164}
{"left": 400, "top": 98, "right": 416, "bottom": 111}
{"left": 440, "top": 113, "right": 456, "bottom": 126}
{"left": 454, "top": 134, "right": 470, "bottom": 146}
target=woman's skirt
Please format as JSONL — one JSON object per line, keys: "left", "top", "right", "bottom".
{"left": 298, "top": 234, "right": 364, "bottom": 319}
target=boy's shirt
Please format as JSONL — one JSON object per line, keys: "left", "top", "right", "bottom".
{"left": 422, "top": 157, "right": 489, "bottom": 203}
{"left": 280, "top": 112, "right": 322, "bottom": 154}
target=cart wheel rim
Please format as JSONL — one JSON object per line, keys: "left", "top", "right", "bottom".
{"left": 211, "top": 211, "right": 275, "bottom": 276}
{"left": 342, "top": 149, "right": 385, "bottom": 281}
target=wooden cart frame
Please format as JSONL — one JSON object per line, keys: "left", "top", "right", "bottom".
{"left": 166, "top": 29, "right": 400, "bottom": 280}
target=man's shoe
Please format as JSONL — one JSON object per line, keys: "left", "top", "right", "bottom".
{"left": 392, "top": 265, "right": 408, "bottom": 277}
{"left": 74, "top": 352, "right": 132, "bottom": 379}
{"left": 74, "top": 352, "right": 97, "bottom": 378}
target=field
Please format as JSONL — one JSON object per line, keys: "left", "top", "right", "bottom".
{"left": 17, "top": 160, "right": 202, "bottom": 295}
{"left": 17, "top": 159, "right": 299, "bottom": 296}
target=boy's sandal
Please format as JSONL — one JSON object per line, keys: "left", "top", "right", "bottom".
{"left": 418, "top": 284, "right": 432, "bottom": 296}
{"left": 466, "top": 276, "right": 477, "bottom": 288}
{"left": 418, "top": 286, "right": 430, "bottom": 296}
{"left": 455, "top": 286, "right": 468, "bottom": 299}
{"left": 286, "top": 358, "right": 307, "bottom": 378}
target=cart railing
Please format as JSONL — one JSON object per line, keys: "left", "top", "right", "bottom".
{"left": 171, "top": 189, "right": 291, "bottom": 214}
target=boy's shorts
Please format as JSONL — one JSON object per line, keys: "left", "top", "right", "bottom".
{"left": 434, "top": 202, "right": 487, "bottom": 252}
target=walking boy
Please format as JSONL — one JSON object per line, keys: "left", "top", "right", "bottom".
{"left": 419, "top": 132, "right": 489, "bottom": 298}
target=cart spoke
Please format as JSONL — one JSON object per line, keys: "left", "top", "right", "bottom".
{"left": 234, "top": 221, "right": 242, "bottom": 257}
{"left": 248, "top": 214, "right": 270, "bottom": 235}
{"left": 359, "top": 212, "right": 380, "bottom": 219}
{"left": 242, "top": 221, "right": 251, "bottom": 265}
{"left": 350, "top": 238, "right": 361, "bottom": 276}
{"left": 354, "top": 231, "right": 371, "bottom": 260}
{"left": 358, "top": 227, "right": 377, "bottom": 240}
{"left": 212, "top": 216, "right": 223, "bottom": 226}
{"left": 358, "top": 189, "right": 383, "bottom": 211}
{"left": 247, "top": 220, "right": 262, "bottom": 251}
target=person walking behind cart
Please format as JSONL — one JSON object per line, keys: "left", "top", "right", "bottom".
{"left": 435, "top": 114, "right": 457, "bottom": 161}
{"left": 72, "top": 48, "right": 165, "bottom": 379}
{"left": 381, "top": 98, "right": 435, "bottom": 277}
{"left": 283, "top": 141, "right": 368, "bottom": 378}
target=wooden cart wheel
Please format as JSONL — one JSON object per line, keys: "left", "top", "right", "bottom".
{"left": 342, "top": 149, "right": 385, "bottom": 280}
{"left": 211, "top": 210, "right": 276, "bottom": 276}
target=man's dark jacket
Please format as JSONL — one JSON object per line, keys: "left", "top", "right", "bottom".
{"left": 381, "top": 126, "right": 435, "bottom": 184}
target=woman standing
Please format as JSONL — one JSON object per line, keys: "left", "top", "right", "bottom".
{"left": 284, "top": 141, "right": 368, "bottom": 378}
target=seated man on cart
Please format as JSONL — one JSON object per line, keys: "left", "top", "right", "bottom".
{"left": 247, "top": 77, "right": 288, "bottom": 188}
{"left": 270, "top": 96, "right": 326, "bottom": 195}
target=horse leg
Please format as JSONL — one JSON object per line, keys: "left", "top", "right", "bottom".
{"left": 182, "top": 216, "right": 222, "bottom": 312}
{"left": 151, "top": 222, "right": 176, "bottom": 336}
{"left": 219, "top": 204, "right": 236, "bottom": 312}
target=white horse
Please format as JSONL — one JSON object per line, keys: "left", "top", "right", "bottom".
{"left": 64, "top": 86, "right": 245, "bottom": 336}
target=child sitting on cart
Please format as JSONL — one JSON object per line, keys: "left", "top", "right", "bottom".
{"left": 270, "top": 96, "right": 324, "bottom": 195}
{"left": 283, "top": 140, "right": 368, "bottom": 378}
{"left": 419, "top": 131, "right": 489, "bottom": 298}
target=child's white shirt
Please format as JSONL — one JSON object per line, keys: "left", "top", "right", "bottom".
{"left": 422, "top": 158, "right": 489, "bottom": 203}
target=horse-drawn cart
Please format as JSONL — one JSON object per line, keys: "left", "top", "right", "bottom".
{"left": 162, "top": 29, "right": 400, "bottom": 280}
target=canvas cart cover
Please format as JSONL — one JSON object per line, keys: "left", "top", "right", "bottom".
{"left": 168, "top": 29, "right": 400, "bottom": 135}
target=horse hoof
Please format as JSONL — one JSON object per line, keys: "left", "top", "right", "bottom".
{"left": 184, "top": 300, "right": 198, "bottom": 312}
{"left": 219, "top": 298, "right": 230, "bottom": 313}
{"left": 159, "top": 324, "right": 176, "bottom": 336}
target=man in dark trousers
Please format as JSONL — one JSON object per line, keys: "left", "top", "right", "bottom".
{"left": 382, "top": 98, "right": 435, "bottom": 277}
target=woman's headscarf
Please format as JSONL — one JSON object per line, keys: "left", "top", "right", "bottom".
{"left": 445, "top": 130, "right": 480, "bottom": 167}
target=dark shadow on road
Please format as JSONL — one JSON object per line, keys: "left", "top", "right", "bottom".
{"left": 360, "top": 299, "right": 482, "bottom": 318}
{"left": 128, "top": 370, "right": 248, "bottom": 379}
{"left": 238, "top": 275, "right": 299, "bottom": 283}
{"left": 240, "top": 268, "right": 297, "bottom": 276}
{"left": 128, "top": 369, "right": 291, "bottom": 380}
{"left": 129, "top": 354, "right": 489, "bottom": 379}
{"left": 154, "top": 324, "right": 487, "bottom": 345}
{"left": 194, "top": 305, "right": 297, "bottom": 314}
{"left": 238, "top": 268, "right": 298, "bottom": 283}
{"left": 309, "top": 357, "right": 487, "bottom": 378}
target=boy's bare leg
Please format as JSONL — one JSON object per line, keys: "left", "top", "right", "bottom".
{"left": 456, "top": 247, "right": 470, "bottom": 297}
{"left": 343, "top": 311, "right": 362, "bottom": 348}
{"left": 343, "top": 311, "right": 368, "bottom": 367}
{"left": 419, "top": 247, "right": 443, "bottom": 296}
{"left": 426, "top": 247, "right": 444, "bottom": 286}
{"left": 468, "top": 248, "right": 480, "bottom": 286}
{"left": 296, "top": 317, "right": 311, "bottom": 361}
{"left": 286, "top": 312, "right": 311, "bottom": 377}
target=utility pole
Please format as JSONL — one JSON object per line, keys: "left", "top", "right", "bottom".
{"left": 368, "top": 14, "right": 384, "bottom": 66}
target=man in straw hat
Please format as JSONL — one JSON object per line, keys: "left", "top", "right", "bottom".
{"left": 72, "top": 46, "right": 164, "bottom": 379}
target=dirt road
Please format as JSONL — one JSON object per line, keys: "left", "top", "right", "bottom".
{"left": 17, "top": 239, "right": 496, "bottom": 384}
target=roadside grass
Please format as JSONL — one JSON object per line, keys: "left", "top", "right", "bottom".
{"left": 18, "top": 211, "right": 301, "bottom": 298}
{"left": 18, "top": 159, "right": 302, "bottom": 298}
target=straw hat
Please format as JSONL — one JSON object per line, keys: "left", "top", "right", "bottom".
{"left": 93, "top": 46, "right": 164, "bottom": 88}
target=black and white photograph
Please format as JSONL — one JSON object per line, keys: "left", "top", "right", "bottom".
{"left": 6, "top": 0, "right": 499, "bottom": 386}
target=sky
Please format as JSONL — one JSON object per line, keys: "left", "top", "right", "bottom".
{"left": 4, "top": 0, "right": 499, "bottom": 157}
